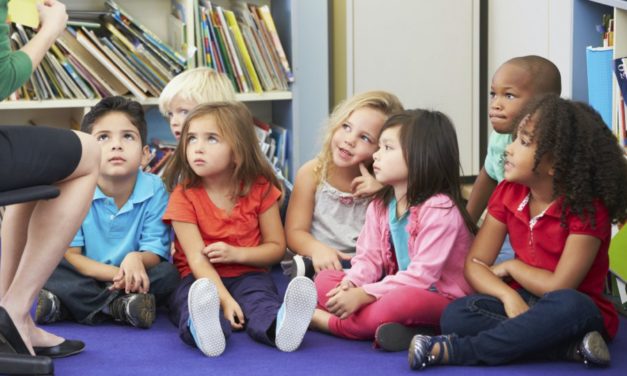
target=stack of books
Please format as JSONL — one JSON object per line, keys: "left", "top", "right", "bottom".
{"left": 169, "top": 0, "right": 293, "bottom": 93}
{"left": 5, "top": 0, "right": 293, "bottom": 101}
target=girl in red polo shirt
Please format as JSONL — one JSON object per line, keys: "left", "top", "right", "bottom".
{"left": 162, "top": 102, "right": 317, "bottom": 356}
{"left": 407, "top": 95, "right": 627, "bottom": 370}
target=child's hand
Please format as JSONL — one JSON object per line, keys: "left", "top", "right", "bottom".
{"left": 351, "top": 163, "right": 383, "bottom": 198}
{"left": 312, "top": 246, "right": 351, "bottom": 272}
{"left": 501, "top": 291, "right": 529, "bottom": 318}
{"left": 326, "top": 287, "right": 374, "bottom": 319}
{"left": 116, "top": 252, "right": 150, "bottom": 294}
{"left": 326, "top": 279, "right": 355, "bottom": 299}
{"left": 204, "top": 242, "right": 239, "bottom": 264}
{"left": 490, "top": 261, "right": 511, "bottom": 279}
{"left": 221, "top": 296, "right": 245, "bottom": 330}
{"left": 37, "top": 0, "right": 68, "bottom": 39}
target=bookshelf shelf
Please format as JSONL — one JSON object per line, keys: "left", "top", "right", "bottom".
{"left": 0, "top": 91, "right": 292, "bottom": 110}
{"left": 589, "top": 0, "right": 627, "bottom": 11}
{"left": 1, "top": 0, "right": 329, "bottom": 177}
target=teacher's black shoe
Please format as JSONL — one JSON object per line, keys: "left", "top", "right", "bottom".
{"left": 34, "top": 339, "right": 85, "bottom": 358}
{"left": 0, "top": 307, "right": 30, "bottom": 355}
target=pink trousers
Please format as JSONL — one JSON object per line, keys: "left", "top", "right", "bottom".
{"left": 315, "top": 270, "right": 452, "bottom": 340}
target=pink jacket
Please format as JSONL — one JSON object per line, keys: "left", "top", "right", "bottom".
{"left": 344, "top": 194, "right": 474, "bottom": 300}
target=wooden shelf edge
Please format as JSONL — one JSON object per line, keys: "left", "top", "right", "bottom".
{"left": 0, "top": 91, "right": 293, "bottom": 110}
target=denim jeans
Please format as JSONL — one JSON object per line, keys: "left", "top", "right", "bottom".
{"left": 440, "top": 288, "right": 605, "bottom": 365}
{"left": 45, "top": 258, "right": 180, "bottom": 324}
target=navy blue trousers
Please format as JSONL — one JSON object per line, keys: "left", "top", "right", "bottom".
{"left": 169, "top": 272, "right": 282, "bottom": 348}
{"left": 440, "top": 289, "right": 606, "bottom": 365}
{"left": 44, "top": 258, "right": 180, "bottom": 324}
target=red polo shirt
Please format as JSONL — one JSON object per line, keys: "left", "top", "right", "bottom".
{"left": 488, "top": 181, "right": 618, "bottom": 338}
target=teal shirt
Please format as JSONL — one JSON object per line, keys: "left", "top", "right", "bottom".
{"left": 70, "top": 171, "right": 171, "bottom": 266}
{"left": 388, "top": 198, "right": 410, "bottom": 271}
{"left": 484, "top": 131, "right": 512, "bottom": 183}
{"left": 0, "top": 0, "right": 33, "bottom": 100}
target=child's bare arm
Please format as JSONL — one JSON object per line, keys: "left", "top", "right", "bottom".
{"left": 205, "top": 202, "right": 285, "bottom": 267}
{"left": 466, "top": 168, "right": 498, "bottom": 224}
{"left": 285, "top": 160, "right": 349, "bottom": 271}
{"left": 502, "top": 234, "right": 601, "bottom": 296}
{"left": 64, "top": 247, "right": 119, "bottom": 282}
{"left": 464, "top": 214, "right": 514, "bottom": 298}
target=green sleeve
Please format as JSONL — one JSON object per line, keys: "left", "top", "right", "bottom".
{"left": 0, "top": 1, "right": 34, "bottom": 100}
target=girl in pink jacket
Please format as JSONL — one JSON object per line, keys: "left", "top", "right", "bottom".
{"left": 310, "top": 109, "right": 477, "bottom": 351}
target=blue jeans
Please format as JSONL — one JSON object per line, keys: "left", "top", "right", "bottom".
{"left": 440, "top": 289, "right": 605, "bottom": 365}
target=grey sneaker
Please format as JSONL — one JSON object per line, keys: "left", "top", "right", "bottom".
{"left": 275, "top": 276, "right": 317, "bottom": 352}
{"left": 109, "top": 293, "right": 155, "bottom": 329}
{"left": 188, "top": 278, "right": 225, "bottom": 357}
{"left": 569, "top": 331, "right": 611, "bottom": 367}
{"left": 35, "top": 289, "right": 66, "bottom": 324}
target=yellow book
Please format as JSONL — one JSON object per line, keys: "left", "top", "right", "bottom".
{"left": 223, "top": 10, "right": 262, "bottom": 93}
{"left": 256, "top": 5, "right": 293, "bottom": 82}
{"left": 7, "top": 0, "right": 42, "bottom": 28}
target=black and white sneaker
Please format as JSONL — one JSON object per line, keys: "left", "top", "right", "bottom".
{"left": 109, "top": 293, "right": 156, "bottom": 329}
{"left": 188, "top": 278, "right": 225, "bottom": 357}
{"left": 375, "top": 323, "right": 437, "bottom": 352}
{"left": 290, "top": 255, "right": 315, "bottom": 280}
{"left": 275, "top": 277, "right": 317, "bottom": 352}
{"left": 35, "top": 289, "right": 67, "bottom": 324}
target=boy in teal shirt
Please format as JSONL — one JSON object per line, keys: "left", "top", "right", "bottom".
{"left": 36, "top": 97, "right": 179, "bottom": 329}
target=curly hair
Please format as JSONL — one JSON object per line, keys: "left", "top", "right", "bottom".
{"left": 513, "top": 94, "right": 627, "bottom": 225}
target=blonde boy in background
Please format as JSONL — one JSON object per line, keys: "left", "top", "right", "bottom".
{"left": 159, "top": 67, "right": 236, "bottom": 141}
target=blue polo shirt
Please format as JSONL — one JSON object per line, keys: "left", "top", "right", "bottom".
{"left": 70, "top": 170, "right": 171, "bottom": 266}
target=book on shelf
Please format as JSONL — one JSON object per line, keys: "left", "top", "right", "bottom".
{"left": 613, "top": 57, "right": 627, "bottom": 147}
{"left": 4, "top": 0, "right": 293, "bottom": 102}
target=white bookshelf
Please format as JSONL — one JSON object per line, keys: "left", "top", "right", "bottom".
{"left": 0, "top": 0, "right": 328, "bottom": 177}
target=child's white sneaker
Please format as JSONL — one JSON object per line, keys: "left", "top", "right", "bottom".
{"left": 188, "top": 278, "right": 225, "bottom": 357}
{"left": 275, "top": 276, "right": 317, "bottom": 352}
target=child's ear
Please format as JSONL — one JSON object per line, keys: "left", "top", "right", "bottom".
{"left": 140, "top": 145, "right": 151, "bottom": 168}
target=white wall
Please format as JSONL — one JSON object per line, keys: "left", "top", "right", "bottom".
{"left": 346, "top": 0, "right": 481, "bottom": 175}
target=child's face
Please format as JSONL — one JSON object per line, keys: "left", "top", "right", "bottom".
{"left": 372, "top": 125, "right": 408, "bottom": 188}
{"left": 504, "top": 115, "right": 553, "bottom": 185}
{"left": 91, "top": 112, "right": 149, "bottom": 180}
{"left": 167, "top": 95, "right": 198, "bottom": 141}
{"left": 185, "top": 114, "right": 235, "bottom": 181}
{"left": 331, "top": 107, "right": 386, "bottom": 168}
{"left": 489, "top": 63, "right": 535, "bottom": 134}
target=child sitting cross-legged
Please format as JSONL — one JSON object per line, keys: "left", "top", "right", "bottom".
{"left": 162, "top": 102, "right": 317, "bottom": 357}
{"left": 408, "top": 95, "right": 627, "bottom": 370}
{"left": 310, "top": 109, "right": 476, "bottom": 350}
{"left": 36, "top": 97, "right": 180, "bottom": 332}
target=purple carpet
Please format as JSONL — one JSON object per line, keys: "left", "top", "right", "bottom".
{"left": 43, "top": 269, "right": 627, "bottom": 375}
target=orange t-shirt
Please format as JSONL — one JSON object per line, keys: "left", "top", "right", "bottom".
{"left": 163, "top": 178, "right": 281, "bottom": 278}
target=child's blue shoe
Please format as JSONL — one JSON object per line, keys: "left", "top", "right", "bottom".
{"left": 188, "top": 278, "right": 225, "bottom": 357}
{"left": 275, "top": 276, "right": 317, "bottom": 352}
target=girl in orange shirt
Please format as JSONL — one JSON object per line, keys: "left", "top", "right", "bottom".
{"left": 162, "top": 102, "right": 316, "bottom": 356}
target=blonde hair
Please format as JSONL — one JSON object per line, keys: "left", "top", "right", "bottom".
{"left": 315, "top": 90, "right": 403, "bottom": 183}
{"left": 163, "top": 102, "right": 282, "bottom": 202}
{"left": 158, "top": 67, "right": 237, "bottom": 115}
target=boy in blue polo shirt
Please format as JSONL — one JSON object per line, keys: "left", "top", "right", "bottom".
{"left": 36, "top": 96, "right": 179, "bottom": 329}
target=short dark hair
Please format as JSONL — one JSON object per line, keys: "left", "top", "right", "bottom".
{"left": 81, "top": 96, "right": 147, "bottom": 145}
{"left": 506, "top": 55, "right": 562, "bottom": 95}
